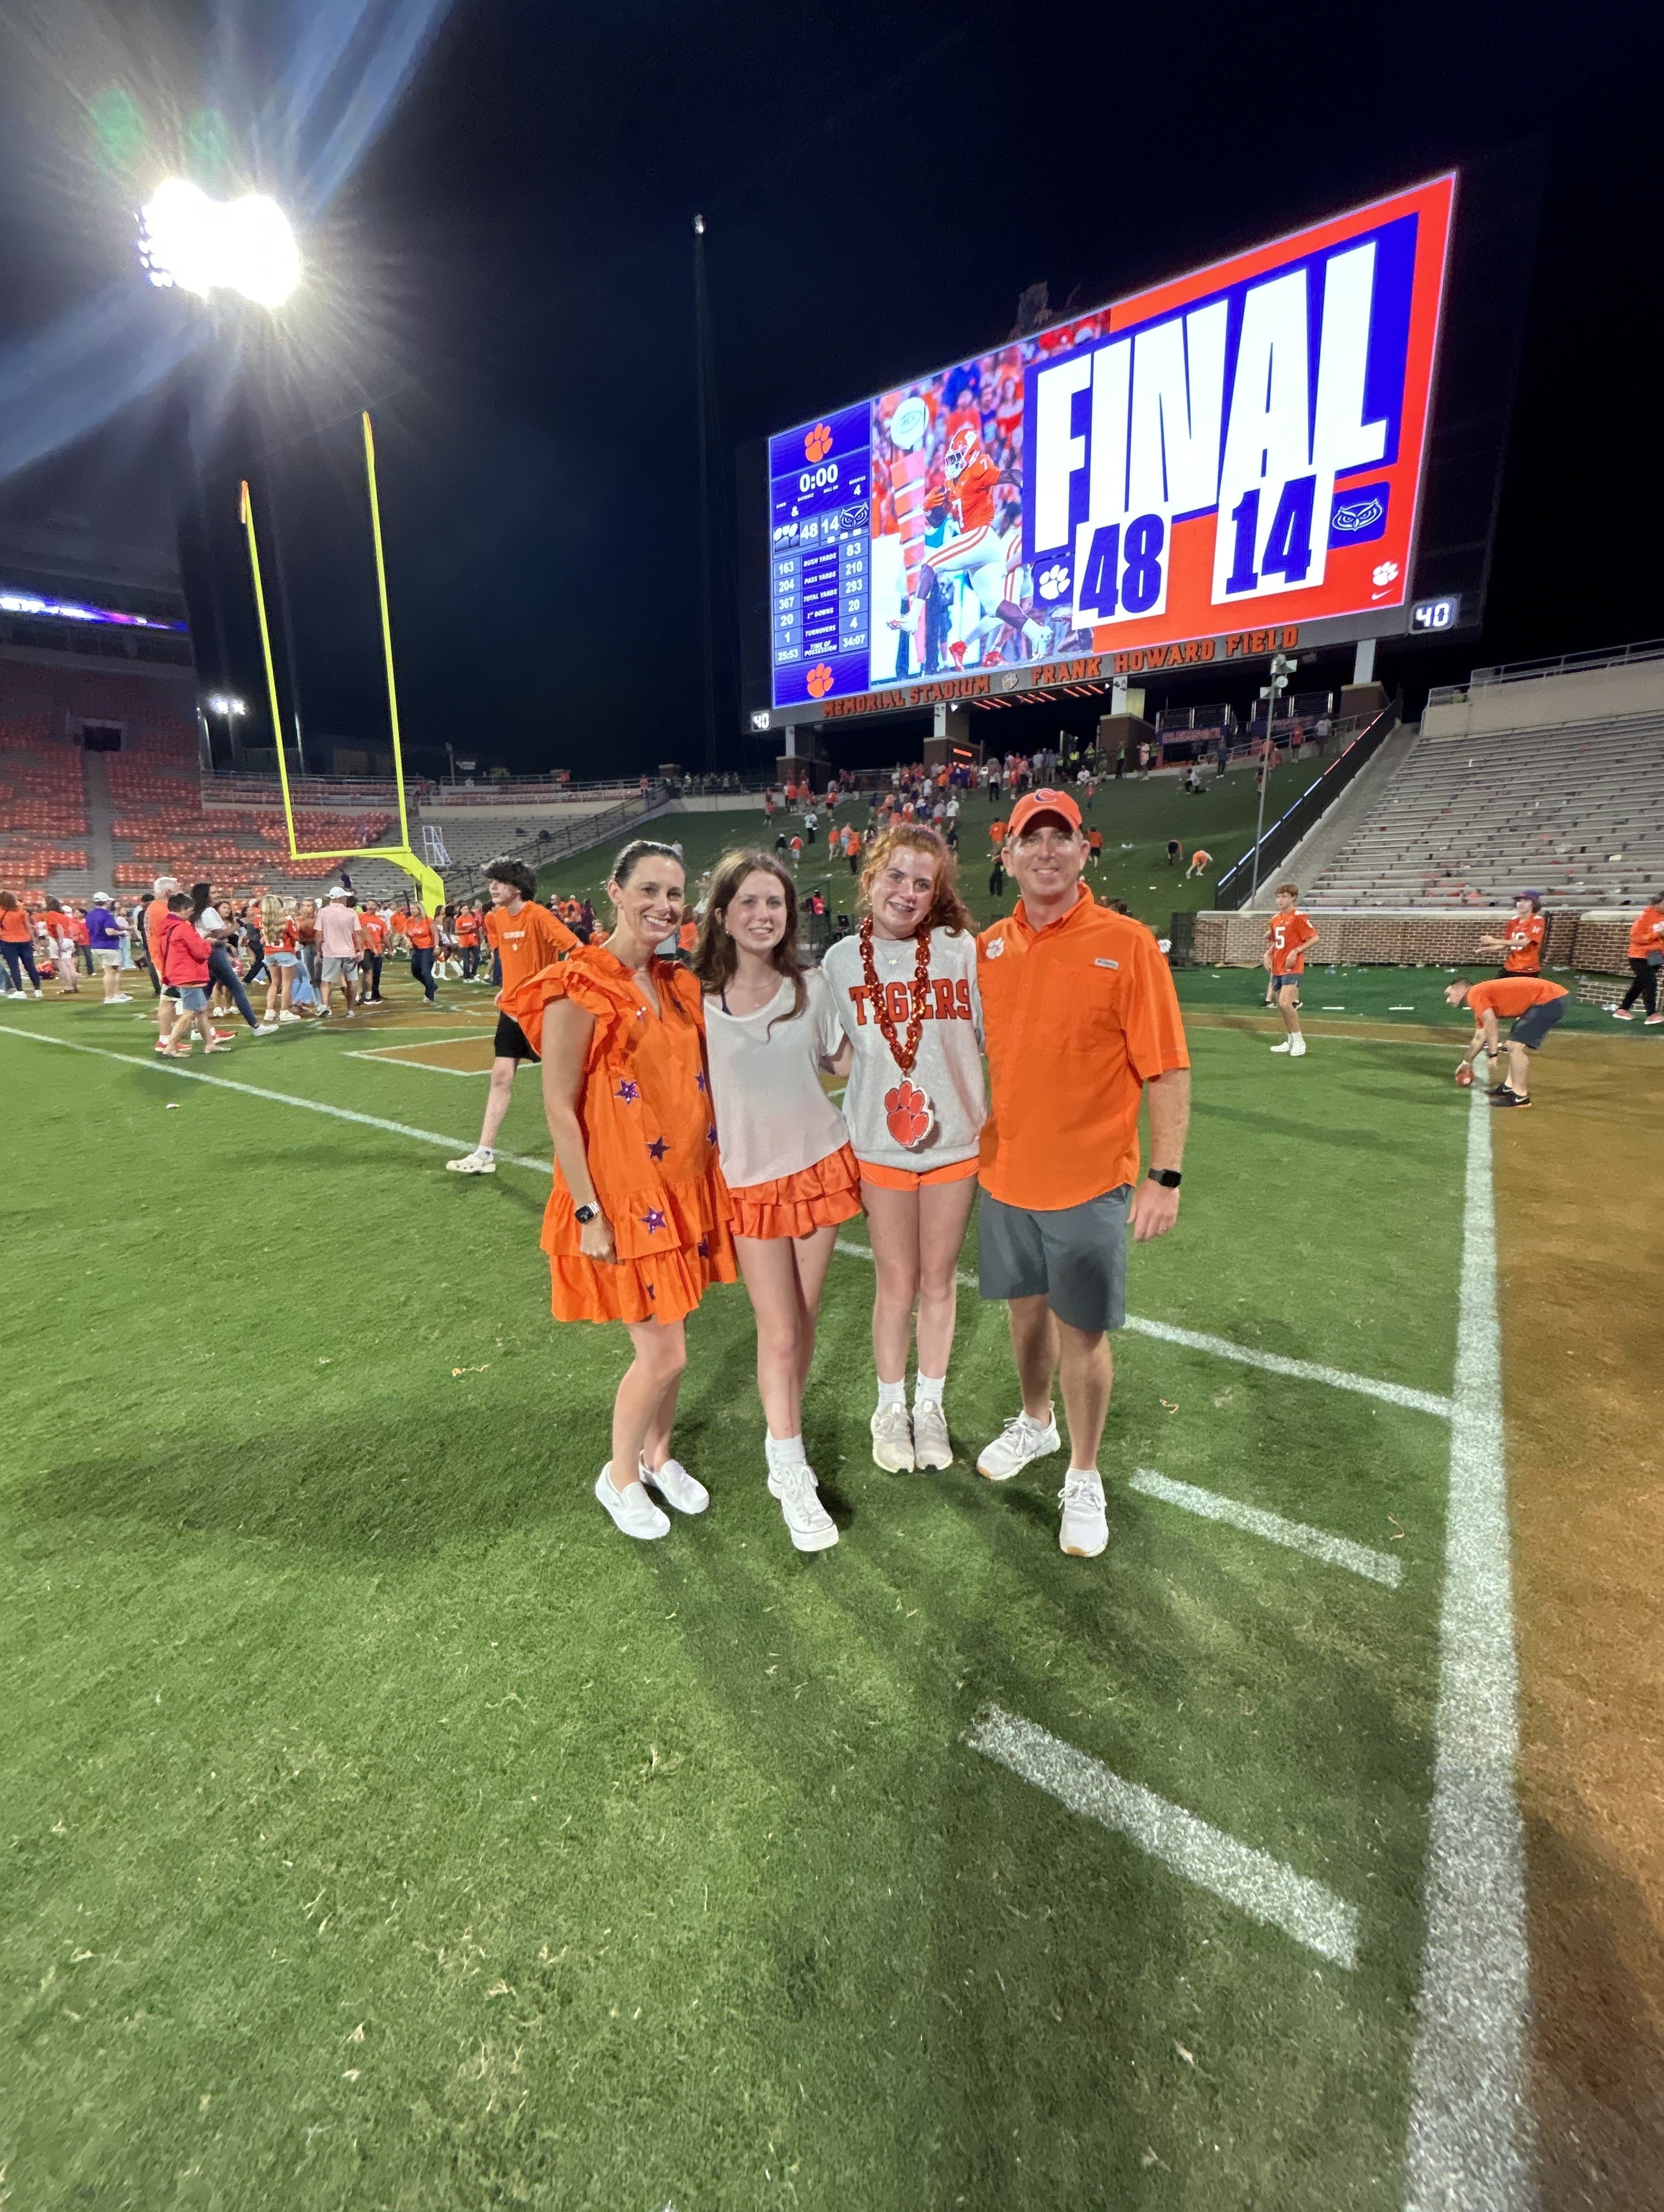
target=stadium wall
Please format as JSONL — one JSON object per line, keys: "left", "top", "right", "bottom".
{"left": 1422, "top": 656, "right": 1664, "bottom": 739}
{"left": 1192, "top": 907, "right": 1635, "bottom": 974}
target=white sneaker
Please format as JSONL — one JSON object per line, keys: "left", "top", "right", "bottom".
{"left": 316, "top": 1005, "right": 331, "bottom": 1019}
{"left": 278, "top": 1009, "right": 302, "bottom": 1024}
{"left": 1270, "top": 1039, "right": 1294, "bottom": 1053}
{"left": 976, "top": 1409, "right": 1060, "bottom": 1482}
{"left": 641, "top": 1456, "right": 709, "bottom": 1514}
{"left": 446, "top": 1149, "right": 496, "bottom": 1174}
{"left": 594, "top": 1464, "right": 670, "bottom": 1540}
{"left": 1059, "top": 1469, "right": 1109, "bottom": 1557}
{"left": 870, "top": 1403, "right": 915, "bottom": 1472}
{"left": 768, "top": 1460, "right": 839, "bottom": 1551}
{"left": 252, "top": 1020, "right": 281, "bottom": 1035}
{"left": 1289, "top": 1035, "right": 1307, "bottom": 1057}
{"left": 911, "top": 1401, "right": 953, "bottom": 1469}
{"left": 110, "top": 992, "right": 133, "bottom": 1003}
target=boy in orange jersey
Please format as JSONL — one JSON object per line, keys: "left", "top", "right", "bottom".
{"left": 1265, "top": 883, "right": 1319, "bottom": 1056}
{"left": 448, "top": 859, "right": 578, "bottom": 1174}
{"left": 1477, "top": 891, "right": 1546, "bottom": 978}
{"left": 1447, "top": 974, "right": 1568, "bottom": 1107}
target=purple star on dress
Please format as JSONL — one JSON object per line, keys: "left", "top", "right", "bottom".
{"left": 641, "top": 1207, "right": 667, "bottom": 1235}
{"left": 696, "top": 1237, "right": 709, "bottom": 1259}
{"left": 694, "top": 1070, "right": 707, "bottom": 1093}
{"left": 615, "top": 1079, "right": 641, "bottom": 1104}
{"left": 707, "top": 1126, "right": 718, "bottom": 1146}
{"left": 647, "top": 1135, "right": 669, "bottom": 1161}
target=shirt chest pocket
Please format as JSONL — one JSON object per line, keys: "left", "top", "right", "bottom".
{"left": 1038, "top": 958, "right": 1121, "bottom": 1049}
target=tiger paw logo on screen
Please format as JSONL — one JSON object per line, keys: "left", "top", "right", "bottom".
{"left": 806, "top": 663, "right": 834, "bottom": 698}
{"left": 803, "top": 422, "right": 833, "bottom": 463}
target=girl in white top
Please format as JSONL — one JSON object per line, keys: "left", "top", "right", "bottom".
{"left": 695, "top": 850, "right": 860, "bottom": 1555}
{"left": 819, "top": 824, "right": 986, "bottom": 1477}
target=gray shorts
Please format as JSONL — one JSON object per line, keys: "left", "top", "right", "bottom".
{"left": 321, "top": 954, "right": 358, "bottom": 982}
{"left": 977, "top": 1184, "right": 1132, "bottom": 1334}
{"left": 176, "top": 985, "right": 209, "bottom": 1012}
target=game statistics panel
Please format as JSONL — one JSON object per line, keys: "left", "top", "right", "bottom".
{"left": 769, "top": 401, "right": 872, "bottom": 710}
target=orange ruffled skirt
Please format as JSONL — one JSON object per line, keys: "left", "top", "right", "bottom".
{"left": 728, "top": 1141, "right": 864, "bottom": 1241}
{"left": 545, "top": 1172, "right": 737, "bottom": 1327}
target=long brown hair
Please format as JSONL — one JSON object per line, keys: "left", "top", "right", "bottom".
{"left": 858, "top": 823, "right": 975, "bottom": 937}
{"left": 691, "top": 849, "right": 807, "bottom": 1030}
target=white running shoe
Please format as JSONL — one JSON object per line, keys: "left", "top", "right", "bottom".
{"left": 912, "top": 1401, "right": 953, "bottom": 1469}
{"left": 1058, "top": 1470, "right": 1109, "bottom": 1557}
{"left": 641, "top": 1456, "right": 709, "bottom": 1514}
{"left": 1289, "top": 1035, "right": 1307, "bottom": 1057}
{"left": 768, "top": 1461, "right": 839, "bottom": 1551}
{"left": 446, "top": 1149, "right": 496, "bottom": 1174}
{"left": 870, "top": 1403, "right": 915, "bottom": 1472}
{"left": 1270, "top": 1039, "right": 1294, "bottom": 1053}
{"left": 976, "top": 1409, "right": 1061, "bottom": 1482}
{"left": 278, "top": 1009, "right": 302, "bottom": 1023}
{"left": 109, "top": 992, "right": 133, "bottom": 1003}
{"left": 594, "top": 1464, "right": 670, "bottom": 1540}
{"left": 252, "top": 1020, "right": 281, "bottom": 1035}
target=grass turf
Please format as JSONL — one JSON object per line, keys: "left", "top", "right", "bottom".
{"left": 2, "top": 969, "right": 1472, "bottom": 2210}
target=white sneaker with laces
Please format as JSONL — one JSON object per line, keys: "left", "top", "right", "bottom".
{"left": 446, "top": 1149, "right": 496, "bottom": 1175}
{"left": 641, "top": 1456, "right": 708, "bottom": 1514}
{"left": 768, "top": 1461, "right": 839, "bottom": 1551}
{"left": 594, "top": 1464, "right": 670, "bottom": 1540}
{"left": 1289, "top": 1035, "right": 1307, "bottom": 1057}
{"left": 976, "top": 1409, "right": 1060, "bottom": 1482}
{"left": 870, "top": 1403, "right": 915, "bottom": 1472}
{"left": 278, "top": 1009, "right": 302, "bottom": 1023}
{"left": 912, "top": 1401, "right": 953, "bottom": 1469}
{"left": 253, "top": 1020, "right": 281, "bottom": 1035}
{"left": 1058, "top": 1469, "right": 1109, "bottom": 1557}
{"left": 1270, "top": 1039, "right": 1294, "bottom": 1053}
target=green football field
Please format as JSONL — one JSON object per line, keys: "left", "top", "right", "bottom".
{"left": 1, "top": 934, "right": 1535, "bottom": 2211}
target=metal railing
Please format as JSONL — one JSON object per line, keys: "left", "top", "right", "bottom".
{"left": 1213, "top": 695, "right": 1402, "bottom": 911}
{"left": 1429, "top": 639, "right": 1664, "bottom": 709}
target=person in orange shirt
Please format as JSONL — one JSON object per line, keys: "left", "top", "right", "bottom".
{"left": 402, "top": 903, "right": 440, "bottom": 1002}
{"left": 974, "top": 787, "right": 1190, "bottom": 1557}
{"left": 1264, "top": 884, "right": 1320, "bottom": 1057}
{"left": 1614, "top": 893, "right": 1664, "bottom": 1022}
{"left": 1086, "top": 825, "right": 1104, "bottom": 870}
{"left": 357, "top": 905, "right": 388, "bottom": 1002}
{"left": 1185, "top": 847, "right": 1213, "bottom": 880}
{"left": 0, "top": 889, "right": 46, "bottom": 997}
{"left": 1448, "top": 973, "right": 1568, "bottom": 1107}
{"left": 989, "top": 817, "right": 1008, "bottom": 853}
{"left": 449, "top": 860, "right": 578, "bottom": 1174}
{"left": 504, "top": 838, "right": 736, "bottom": 1541}
{"left": 453, "top": 901, "right": 481, "bottom": 980}
{"left": 1477, "top": 891, "right": 1546, "bottom": 978}
{"left": 144, "top": 872, "right": 179, "bottom": 1035}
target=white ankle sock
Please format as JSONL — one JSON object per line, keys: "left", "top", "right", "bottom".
{"left": 875, "top": 1379, "right": 907, "bottom": 1410}
{"left": 767, "top": 1431, "right": 806, "bottom": 1467}
{"left": 478, "top": 1145, "right": 494, "bottom": 1159}
{"left": 913, "top": 1374, "right": 945, "bottom": 1409}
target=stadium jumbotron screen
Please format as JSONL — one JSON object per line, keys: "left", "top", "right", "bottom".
{"left": 767, "top": 173, "right": 1455, "bottom": 721}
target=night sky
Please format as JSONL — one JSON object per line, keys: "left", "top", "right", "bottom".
{"left": 1, "top": 0, "right": 1660, "bottom": 776}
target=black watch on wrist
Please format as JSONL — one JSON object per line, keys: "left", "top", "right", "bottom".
{"left": 574, "top": 1203, "right": 599, "bottom": 1224}
{"left": 1147, "top": 1168, "right": 1183, "bottom": 1189}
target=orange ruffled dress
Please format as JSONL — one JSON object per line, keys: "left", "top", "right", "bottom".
{"left": 502, "top": 947, "right": 736, "bottom": 1326}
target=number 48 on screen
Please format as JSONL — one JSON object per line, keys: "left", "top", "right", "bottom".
{"left": 1076, "top": 513, "right": 1167, "bottom": 618}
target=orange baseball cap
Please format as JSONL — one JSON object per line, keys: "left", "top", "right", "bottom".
{"left": 1006, "top": 786, "right": 1082, "bottom": 837}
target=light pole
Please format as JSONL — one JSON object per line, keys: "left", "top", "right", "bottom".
{"left": 1248, "top": 650, "right": 1298, "bottom": 905}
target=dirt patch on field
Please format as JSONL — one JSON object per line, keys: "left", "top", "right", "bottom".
{"left": 1493, "top": 1034, "right": 1664, "bottom": 2208}
{"left": 354, "top": 1038, "right": 496, "bottom": 1073}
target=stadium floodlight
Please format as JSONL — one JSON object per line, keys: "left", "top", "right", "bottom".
{"left": 206, "top": 693, "right": 248, "bottom": 716}
{"left": 138, "top": 179, "right": 300, "bottom": 308}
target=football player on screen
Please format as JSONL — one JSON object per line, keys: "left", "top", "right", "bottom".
{"left": 919, "top": 425, "right": 1049, "bottom": 664}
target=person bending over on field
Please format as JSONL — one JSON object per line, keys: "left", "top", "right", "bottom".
{"left": 1447, "top": 974, "right": 1568, "bottom": 1109}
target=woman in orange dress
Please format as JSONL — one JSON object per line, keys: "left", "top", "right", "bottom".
{"left": 502, "top": 839, "right": 736, "bottom": 1543}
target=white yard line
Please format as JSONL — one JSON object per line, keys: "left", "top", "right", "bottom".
{"left": 833, "top": 1238, "right": 1451, "bottom": 1418}
{"left": 1130, "top": 1468, "right": 1404, "bottom": 1588}
{"left": 340, "top": 1046, "right": 489, "bottom": 1075}
{"left": 1402, "top": 1090, "right": 1536, "bottom": 2210}
{"left": 0, "top": 1027, "right": 553, "bottom": 1173}
{"left": 967, "top": 1706, "right": 1361, "bottom": 1969}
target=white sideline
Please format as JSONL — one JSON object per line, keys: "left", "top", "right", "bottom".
{"left": 0, "top": 1027, "right": 554, "bottom": 1173}
{"left": 967, "top": 1706, "right": 1361, "bottom": 1969}
{"left": 832, "top": 1238, "right": 1452, "bottom": 1419}
{"left": 1130, "top": 1467, "right": 1404, "bottom": 1588}
{"left": 1402, "top": 1090, "right": 1536, "bottom": 2209}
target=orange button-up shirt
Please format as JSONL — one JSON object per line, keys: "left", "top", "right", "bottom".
{"left": 976, "top": 886, "right": 1189, "bottom": 1210}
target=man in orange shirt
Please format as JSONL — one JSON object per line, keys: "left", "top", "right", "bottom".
{"left": 1477, "top": 891, "right": 1546, "bottom": 977}
{"left": 974, "top": 786, "right": 1190, "bottom": 1557}
{"left": 398, "top": 902, "right": 441, "bottom": 1002}
{"left": 989, "top": 817, "right": 1008, "bottom": 853}
{"left": 357, "top": 905, "right": 388, "bottom": 1001}
{"left": 1265, "top": 883, "right": 1319, "bottom": 1057}
{"left": 1614, "top": 893, "right": 1664, "bottom": 1022}
{"left": 453, "top": 901, "right": 482, "bottom": 980}
{"left": 448, "top": 858, "right": 577, "bottom": 1173}
{"left": 1448, "top": 974, "right": 1568, "bottom": 1108}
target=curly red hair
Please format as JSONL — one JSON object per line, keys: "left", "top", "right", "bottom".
{"left": 857, "top": 824, "right": 976, "bottom": 937}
